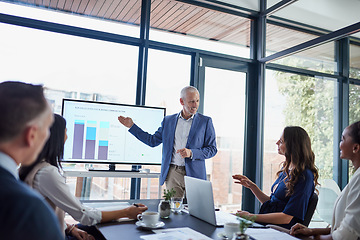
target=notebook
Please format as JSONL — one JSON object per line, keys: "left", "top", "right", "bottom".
{"left": 184, "top": 176, "right": 264, "bottom": 228}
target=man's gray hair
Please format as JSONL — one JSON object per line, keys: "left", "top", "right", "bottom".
{"left": 180, "top": 86, "right": 199, "bottom": 99}
{"left": 0, "top": 81, "right": 47, "bottom": 143}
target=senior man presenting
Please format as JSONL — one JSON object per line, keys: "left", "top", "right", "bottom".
{"left": 118, "top": 86, "right": 217, "bottom": 197}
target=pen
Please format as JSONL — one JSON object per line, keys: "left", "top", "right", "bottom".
{"left": 133, "top": 203, "right": 139, "bottom": 207}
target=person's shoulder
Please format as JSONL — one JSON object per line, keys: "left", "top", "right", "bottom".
{"left": 36, "top": 164, "right": 63, "bottom": 186}
{"left": 0, "top": 178, "right": 44, "bottom": 207}
{"left": 195, "top": 113, "right": 212, "bottom": 121}
{"left": 165, "top": 113, "right": 178, "bottom": 118}
{"left": 164, "top": 113, "right": 179, "bottom": 121}
{"left": 299, "top": 168, "right": 314, "bottom": 182}
{"left": 303, "top": 168, "right": 314, "bottom": 177}
{"left": 37, "top": 163, "right": 59, "bottom": 175}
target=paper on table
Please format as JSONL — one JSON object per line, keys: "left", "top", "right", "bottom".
{"left": 140, "top": 227, "right": 212, "bottom": 240}
{"left": 246, "top": 228, "right": 299, "bottom": 240}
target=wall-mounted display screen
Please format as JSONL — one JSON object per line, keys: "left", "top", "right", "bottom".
{"left": 61, "top": 99, "right": 165, "bottom": 165}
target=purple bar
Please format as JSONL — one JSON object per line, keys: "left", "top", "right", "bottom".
{"left": 72, "top": 123, "right": 84, "bottom": 159}
{"left": 98, "top": 146, "right": 108, "bottom": 160}
{"left": 85, "top": 140, "right": 95, "bottom": 159}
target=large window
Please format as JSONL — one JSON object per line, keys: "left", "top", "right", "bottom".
{"left": 349, "top": 82, "right": 360, "bottom": 177}
{"left": 145, "top": 49, "right": 191, "bottom": 115}
{"left": 267, "top": 24, "right": 337, "bottom": 74}
{"left": 203, "top": 67, "right": 246, "bottom": 211}
{"left": 0, "top": 20, "right": 144, "bottom": 201}
{"left": 142, "top": 49, "right": 192, "bottom": 197}
{"left": 0, "top": 22, "right": 138, "bottom": 113}
{"left": 264, "top": 70, "right": 336, "bottom": 195}
{"left": 349, "top": 83, "right": 360, "bottom": 124}
{"left": 350, "top": 44, "right": 360, "bottom": 80}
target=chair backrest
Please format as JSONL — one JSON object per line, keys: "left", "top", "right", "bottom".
{"left": 303, "top": 192, "right": 318, "bottom": 226}
{"left": 323, "top": 179, "right": 341, "bottom": 195}
{"left": 317, "top": 186, "right": 339, "bottom": 225}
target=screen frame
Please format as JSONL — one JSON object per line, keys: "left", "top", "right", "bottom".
{"left": 61, "top": 98, "right": 165, "bottom": 165}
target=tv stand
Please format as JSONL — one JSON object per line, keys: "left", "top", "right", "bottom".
{"left": 88, "top": 169, "right": 140, "bottom": 172}
{"left": 63, "top": 168, "right": 161, "bottom": 198}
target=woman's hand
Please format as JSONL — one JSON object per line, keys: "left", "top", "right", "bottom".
{"left": 126, "top": 203, "right": 148, "bottom": 219}
{"left": 70, "top": 226, "right": 95, "bottom": 240}
{"left": 232, "top": 174, "right": 256, "bottom": 189}
{"left": 290, "top": 223, "right": 312, "bottom": 236}
{"left": 236, "top": 210, "right": 253, "bottom": 218}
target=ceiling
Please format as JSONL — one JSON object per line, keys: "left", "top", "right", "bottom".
{"left": 219, "top": 0, "right": 360, "bottom": 38}
{"left": 1, "top": 0, "right": 359, "bottom": 65}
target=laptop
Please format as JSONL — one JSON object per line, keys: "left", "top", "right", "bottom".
{"left": 184, "top": 176, "right": 264, "bottom": 228}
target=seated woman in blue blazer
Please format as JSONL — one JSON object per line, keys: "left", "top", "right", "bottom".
{"left": 233, "top": 126, "right": 319, "bottom": 229}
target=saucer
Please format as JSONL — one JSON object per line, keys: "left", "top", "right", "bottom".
{"left": 217, "top": 232, "right": 232, "bottom": 239}
{"left": 135, "top": 221, "right": 165, "bottom": 229}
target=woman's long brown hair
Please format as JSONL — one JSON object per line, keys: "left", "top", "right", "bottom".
{"left": 277, "top": 126, "right": 319, "bottom": 197}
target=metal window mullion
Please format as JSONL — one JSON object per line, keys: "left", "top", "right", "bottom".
{"left": 334, "top": 38, "right": 350, "bottom": 190}
{"left": 131, "top": 0, "right": 151, "bottom": 200}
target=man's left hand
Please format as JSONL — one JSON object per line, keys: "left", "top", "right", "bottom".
{"left": 177, "top": 148, "right": 192, "bottom": 158}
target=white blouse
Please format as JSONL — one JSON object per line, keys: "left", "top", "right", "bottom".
{"left": 331, "top": 167, "right": 360, "bottom": 240}
{"left": 33, "top": 165, "right": 102, "bottom": 226}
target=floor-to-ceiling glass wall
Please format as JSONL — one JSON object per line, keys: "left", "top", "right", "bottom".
{"left": 202, "top": 62, "right": 247, "bottom": 212}
{"left": 142, "top": 48, "right": 191, "bottom": 198}
{"left": 264, "top": 70, "right": 336, "bottom": 195}
{"left": 0, "top": 18, "right": 140, "bottom": 201}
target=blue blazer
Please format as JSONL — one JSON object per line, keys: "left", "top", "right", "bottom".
{"left": 129, "top": 112, "right": 217, "bottom": 185}
{"left": 0, "top": 166, "right": 63, "bottom": 240}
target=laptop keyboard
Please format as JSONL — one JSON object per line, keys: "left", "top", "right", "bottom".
{"left": 215, "top": 211, "right": 238, "bottom": 225}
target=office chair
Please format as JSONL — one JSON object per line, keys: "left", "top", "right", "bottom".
{"left": 317, "top": 186, "right": 339, "bottom": 225}
{"left": 303, "top": 192, "right": 318, "bottom": 226}
{"left": 277, "top": 192, "right": 318, "bottom": 229}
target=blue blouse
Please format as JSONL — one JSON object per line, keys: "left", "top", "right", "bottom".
{"left": 259, "top": 168, "right": 315, "bottom": 229}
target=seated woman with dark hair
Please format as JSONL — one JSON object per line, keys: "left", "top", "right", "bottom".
{"left": 19, "top": 114, "right": 148, "bottom": 240}
{"left": 233, "top": 126, "right": 319, "bottom": 229}
{"left": 290, "top": 121, "right": 360, "bottom": 240}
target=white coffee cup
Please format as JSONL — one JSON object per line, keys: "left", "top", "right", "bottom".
{"left": 137, "top": 211, "right": 159, "bottom": 227}
{"left": 224, "top": 222, "right": 240, "bottom": 239}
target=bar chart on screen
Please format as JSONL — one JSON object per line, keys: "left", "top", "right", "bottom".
{"left": 62, "top": 99, "right": 165, "bottom": 165}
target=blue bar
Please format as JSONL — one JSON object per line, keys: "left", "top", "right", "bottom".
{"left": 99, "top": 140, "right": 108, "bottom": 146}
{"left": 86, "top": 127, "right": 96, "bottom": 140}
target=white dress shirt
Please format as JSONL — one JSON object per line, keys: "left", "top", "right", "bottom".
{"left": 32, "top": 165, "right": 102, "bottom": 226}
{"left": 331, "top": 167, "right": 360, "bottom": 240}
{"left": 0, "top": 152, "right": 19, "bottom": 179}
{"left": 170, "top": 113, "right": 194, "bottom": 166}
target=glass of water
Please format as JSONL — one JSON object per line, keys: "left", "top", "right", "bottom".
{"left": 171, "top": 197, "right": 183, "bottom": 213}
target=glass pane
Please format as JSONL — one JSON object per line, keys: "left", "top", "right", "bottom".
{"left": 66, "top": 174, "right": 162, "bottom": 200}
{"left": 0, "top": 22, "right": 138, "bottom": 113}
{"left": 264, "top": 70, "right": 336, "bottom": 196}
{"left": 145, "top": 49, "right": 191, "bottom": 115}
{"left": 204, "top": 67, "right": 246, "bottom": 212}
{"left": 267, "top": 23, "right": 317, "bottom": 54}
{"left": 267, "top": 23, "right": 336, "bottom": 74}
{"left": 349, "top": 83, "right": 360, "bottom": 178}
{"left": 144, "top": 49, "right": 191, "bottom": 189}
{"left": 350, "top": 44, "right": 360, "bottom": 79}
{"left": 150, "top": 0, "right": 251, "bottom": 58}
{"left": 0, "top": 1, "right": 140, "bottom": 37}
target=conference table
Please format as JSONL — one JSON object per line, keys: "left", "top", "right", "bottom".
{"left": 96, "top": 199, "right": 310, "bottom": 240}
